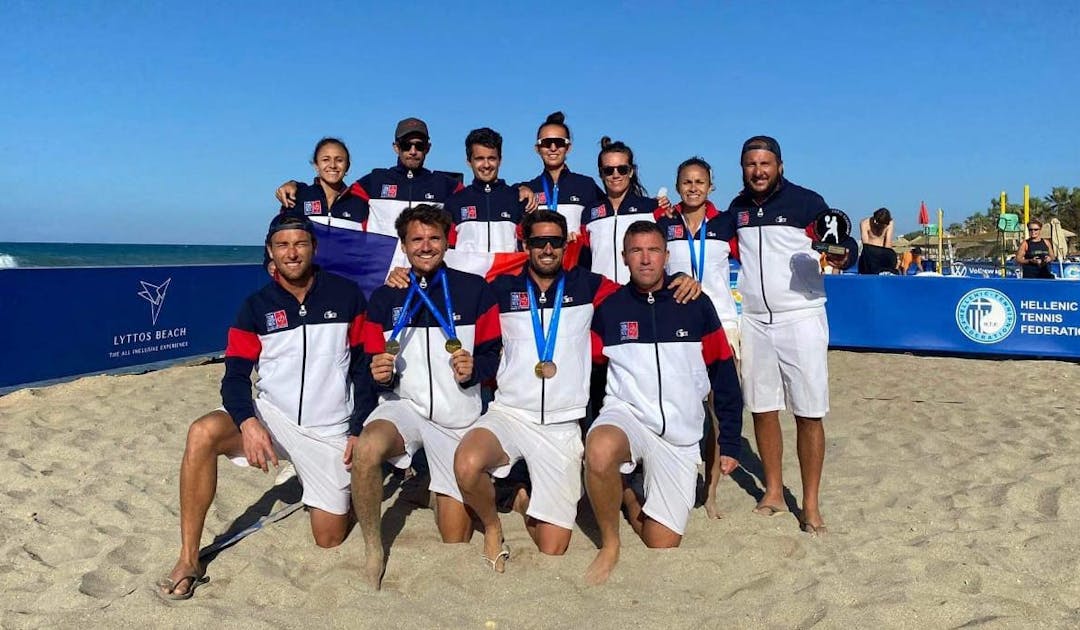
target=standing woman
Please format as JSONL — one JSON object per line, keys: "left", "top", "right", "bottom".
{"left": 857, "top": 207, "right": 896, "bottom": 274}
{"left": 579, "top": 137, "right": 657, "bottom": 283}
{"left": 1016, "top": 219, "right": 1056, "bottom": 278}
{"left": 654, "top": 157, "right": 742, "bottom": 520}
{"left": 524, "top": 112, "right": 604, "bottom": 268}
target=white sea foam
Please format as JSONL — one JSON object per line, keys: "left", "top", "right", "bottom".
{"left": 0, "top": 254, "right": 19, "bottom": 269}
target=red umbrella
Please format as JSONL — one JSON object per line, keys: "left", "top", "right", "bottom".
{"left": 918, "top": 201, "right": 930, "bottom": 225}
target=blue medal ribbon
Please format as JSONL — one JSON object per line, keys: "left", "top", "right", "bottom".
{"left": 387, "top": 284, "right": 422, "bottom": 343}
{"left": 541, "top": 176, "right": 559, "bottom": 213}
{"left": 411, "top": 268, "right": 457, "bottom": 342}
{"left": 526, "top": 275, "right": 564, "bottom": 364}
{"left": 685, "top": 216, "right": 707, "bottom": 280}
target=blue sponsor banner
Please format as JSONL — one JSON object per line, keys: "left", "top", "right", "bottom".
{"left": 0, "top": 265, "right": 267, "bottom": 388}
{"left": 824, "top": 275, "right": 1080, "bottom": 358}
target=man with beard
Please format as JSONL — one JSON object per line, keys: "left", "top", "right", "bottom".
{"left": 726, "top": 136, "right": 855, "bottom": 537}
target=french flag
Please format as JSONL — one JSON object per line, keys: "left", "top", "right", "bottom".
{"left": 310, "top": 223, "right": 528, "bottom": 298}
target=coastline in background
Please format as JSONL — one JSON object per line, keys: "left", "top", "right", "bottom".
{"left": 0, "top": 242, "right": 264, "bottom": 268}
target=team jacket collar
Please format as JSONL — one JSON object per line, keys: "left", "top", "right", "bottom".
{"left": 540, "top": 165, "right": 574, "bottom": 187}
{"left": 392, "top": 162, "right": 432, "bottom": 179}
{"left": 626, "top": 274, "right": 677, "bottom": 303}
{"left": 739, "top": 176, "right": 787, "bottom": 207}
{"left": 516, "top": 264, "right": 568, "bottom": 289}
{"left": 672, "top": 200, "right": 721, "bottom": 221}
{"left": 470, "top": 178, "right": 507, "bottom": 192}
{"left": 604, "top": 192, "right": 649, "bottom": 214}
{"left": 272, "top": 266, "right": 324, "bottom": 301}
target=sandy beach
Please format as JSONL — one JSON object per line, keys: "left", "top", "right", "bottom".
{"left": 1, "top": 351, "right": 1078, "bottom": 629}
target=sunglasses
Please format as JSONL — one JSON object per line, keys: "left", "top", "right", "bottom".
{"left": 536, "top": 137, "right": 570, "bottom": 150}
{"left": 1028, "top": 226, "right": 1040, "bottom": 231}
{"left": 397, "top": 139, "right": 430, "bottom": 152}
{"left": 526, "top": 235, "right": 567, "bottom": 250}
{"left": 601, "top": 165, "right": 632, "bottom": 177}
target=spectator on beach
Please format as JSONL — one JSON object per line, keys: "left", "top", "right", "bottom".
{"left": 1017, "top": 220, "right": 1055, "bottom": 279}
{"left": 727, "top": 135, "right": 856, "bottom": 536}
{"left": 158, "top": 214, "right": 372, "bottom": 600}
{"left": 583, "top": 221, "right": 741, "bottom": 585}
{"left": 899, "top": 246, "right": 924, "bottom": 275}
{"left": 858, "top": 207, "right": 897, "bottom": 275}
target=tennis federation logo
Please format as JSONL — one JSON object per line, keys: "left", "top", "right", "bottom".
{"left": 955, "top": 288, "right": 1016, "bottom": 344}
{"left": 138, "top": 278, "right": 171, "bottom": 325}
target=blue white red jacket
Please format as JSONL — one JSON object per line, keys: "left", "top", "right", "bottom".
{"left": 362, "top": 265, "right": 501, "bottom": 429}
{"left": 355, "top": 164, "right": 464, "bottom": 238}
{"left": 488, "top": 266, "right": 620, "bottom": 425}
{"left": 445, "top": 178, "right": 526, "bottom": 253}
{"left": 654, "top": 201, "right": 740, "bottom": 327}
{"left": 221, "top": 270, "right": 372, "bottom": 437}
{"left": 523, "top": 167, "right": 604, "bottom": 269}
{"left": 727, "top": 178, "right": 857, "bottom": 323}
{"left": 591, "top": 277, "right": 742, "bottom": 454}
{"left": 579, "top": 193, "right": 658, "bottom": 283}
{"left": 292, "top": 180, "right": 371, "bottom": 231}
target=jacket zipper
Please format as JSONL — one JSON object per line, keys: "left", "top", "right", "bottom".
{"left": 484, "top": 183, "right": 492, "bottom": 252}
{"left": 539, "top": 302, "right": 546, "bottom": 424}
{"left": 648, "top": 292, "right": 666, "bottom": 435}
{"left": 425, "top": 324, "right": 434, "bottom": 420}
{"left": 298, "top": 303, "right": 308, "bottom": 425}
{"left": 756, "top": 219, "right": 773, "bottom": 324}
{"left": 407, "top": 169, "right": 414, "bottom": 210}
{"left": 611, "top": 209, "right": 619, "bottom": 282}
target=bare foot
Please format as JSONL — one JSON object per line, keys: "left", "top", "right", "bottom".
{"left": 482, "top": 525, "right": 508, "bottom": 573}
{"left": 584, "top": 547, "right": 619, "bottom": 586}
{"left": 363, "top": 544, "right": 385, "bottom": 590}
{"left": 704, "top": 496, "right": 723, "bottom": 520}
{"left": 800, "top": 507, "right": 826, "bottom": 536}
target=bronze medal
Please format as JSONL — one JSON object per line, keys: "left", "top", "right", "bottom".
{"left": 534, "top": 361, "right": 557, "bottom": 379}
{"left": 384, "top": 339, "right": 400, "bottom": 355}
{"left": 445, "top": 338, "right": 462, "bottom": 353}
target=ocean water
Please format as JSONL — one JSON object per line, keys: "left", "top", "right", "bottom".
{"left": 0, "top": 242, "right": 264, "bottom": 268}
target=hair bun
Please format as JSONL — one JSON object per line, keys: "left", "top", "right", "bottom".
{"left": 600, "top": 136, "right": 612, "bottom": 149}
{"left": 545, "top": 111, "right": 565, "bottom": 125}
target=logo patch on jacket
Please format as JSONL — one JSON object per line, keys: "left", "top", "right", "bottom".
{"left": 737, "top": 211, "right": 750, "bottom": 226}
{"left": 667, "top": 225, "right": 685, "bottom": 240}
{"left": 536, "top": 192, "right": 547, "bottom": 205}
{"left": 265, "top": 310, "right": 288, "bottom": 331}
{"left": 619, "top": 321, "right": 639, "bottom": 341}
{"left": 510, "top": 292, "right": 530, "bottom": 310}
{"left": 461, "top": 206, "right": 477, "bottom": 221}
{"left": 381, "top": 184, "right": 398, "bottom": 198}
{"left": 303, "top": 200, "right": 323, "bottom": 215}
{"left": 424, "top": 192, "right": 435, "bottom": 200}
{"left": 590, "top": 205, "right": 606, "bottom": 219}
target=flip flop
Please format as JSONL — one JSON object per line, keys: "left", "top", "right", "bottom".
{"left": 801, "top": 522, "right": 828, "bottom": 537}
{"left": 156, "top": 573, "right": 208, "bottom": 600}
{"left": 752, "top": 504, "right": 788, "bottom": 517}
{"left": 481, "top": 544, "right": 511, "bottom": 573}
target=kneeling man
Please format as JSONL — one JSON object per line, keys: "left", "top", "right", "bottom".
{"left": 159, "top": 214, "right": 372, "bottom": 599}
{"left": 584, "top": 221, "right": 742, "bottom": 585}
{"left": 352, "top": 204, "right": 502, "bottom": 589}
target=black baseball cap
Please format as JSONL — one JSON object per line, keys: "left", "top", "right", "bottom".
{"left": 266, "top": 213, "right": 316, "bottom": 244}
{"left": 395, "top": 117, "right": 430, "bottom": 140}
{"left": 741, "top": 135, "right": 782, "bottom": 162}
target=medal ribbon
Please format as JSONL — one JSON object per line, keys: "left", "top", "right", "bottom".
{"left": 541, "top": 176, "right": 559, "bottom": 213}
{"left": 526, "top": 275, "right": 565, "bottom": 365}
{"left": 387, "top": 284, "right": 421, "bottom": 343}
{"left": 411, "top": 268, "right": 457, "bottom": 342}
{"left": 685, "top": 216, "right": 707, "bottom": 280}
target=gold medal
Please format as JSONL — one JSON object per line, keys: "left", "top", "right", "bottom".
{"left": 384, "top": 339, "right": 400, "bottom": 355}
{"left": 445, "top": 338, "right": 462, "bottom": 353}
{"left": 534, "top": 361, "right": 557, "bottom": 379}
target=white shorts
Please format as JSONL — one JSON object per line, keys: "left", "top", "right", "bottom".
{"left": 226, "top": 399, "right": 351, "bottom": 515}
{"left": 590, "top": 402, "right": 701, "bottom": 536}
{"left": 740, "top": 309, "right": 829, "bottom": 417}
{"left": 473, "top": 403, "right": 583, "bottom": 530}
{"left": 366, "top": 400, "right": 469, "bottom": 502}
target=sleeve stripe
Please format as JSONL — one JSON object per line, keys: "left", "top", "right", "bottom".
{"left": 348, "top": 181, "right": 371, "bottom": 201}
{"left": 361, "top": 320, "right": 387, "bottom": 354}
{"left": 702, "top": 328, "right": 733, "bottom": 365}
{"left": 225, "top": 327, "right": 261, "bottom": 360}
{"left": 590, "top": 330, "right": 607, "bottom": 364}
{"left": 348, "top": 313, "right": 366, "bottom": 348}
{"left": 593, "top": 277, "right": 621, "bottom": 307}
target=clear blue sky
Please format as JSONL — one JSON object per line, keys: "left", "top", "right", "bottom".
{"left": 2, "top": 1, "right": 1078, "bottom": 244}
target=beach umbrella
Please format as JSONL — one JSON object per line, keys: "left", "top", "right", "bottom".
{"left": 1049, "top": 218, "right": 1070, "bottom": 275}
{"left": 918, "top": 201, "right": 930, "bottom": 226}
